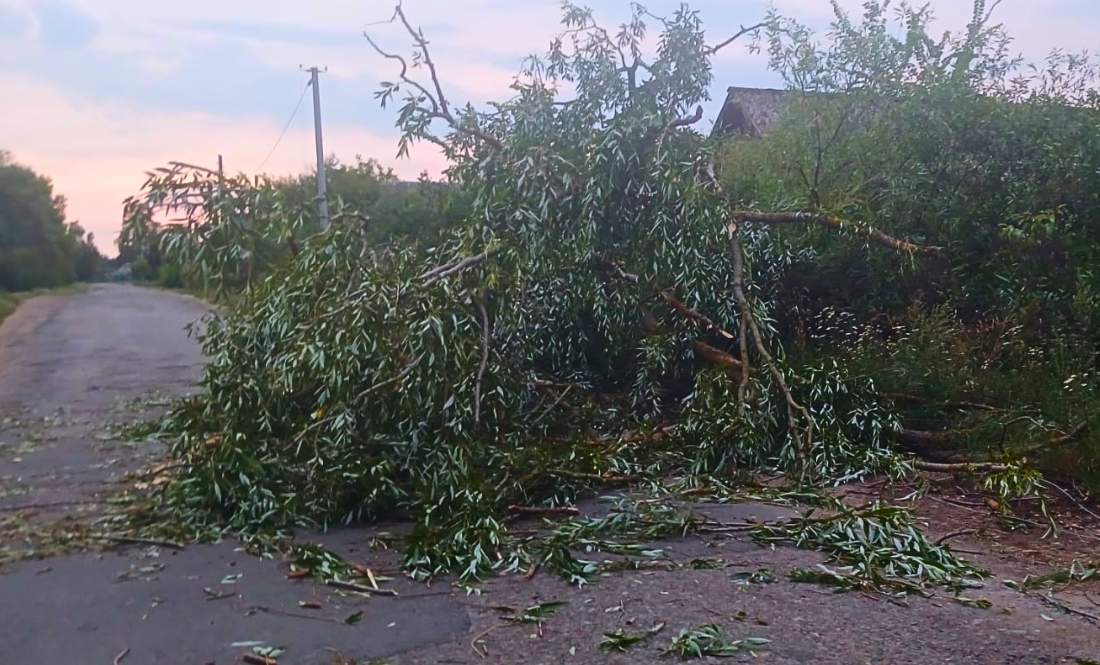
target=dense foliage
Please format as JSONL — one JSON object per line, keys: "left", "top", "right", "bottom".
{"left": 720, "top": 0, "right": 1100, "bottom": 481}
{"left": 128, "top": 0, "right": 1098, "bottom": 582}
{"left": 0, "top": 151, "right": 104, "bottom": 292}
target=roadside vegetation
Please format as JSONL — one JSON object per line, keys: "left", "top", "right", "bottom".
{"left": 0, "top": 151, "right": 105, "bottom": 325}
{"left": 0, "top": 151, "right": 105, "bottom": 291}
{"left": 115, "top": 0, "right": 1100, "bottom": 596}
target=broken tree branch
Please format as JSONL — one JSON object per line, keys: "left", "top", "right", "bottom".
{"left": 734, "top": 211, "right": 942, "bottom": 255}
{"left": 934, "top": 528, "right": 978, "bottom": 545}
{"left": 729, "top": 229, "right": 814, "bottom": 475}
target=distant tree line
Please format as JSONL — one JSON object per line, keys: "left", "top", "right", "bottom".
{"left": 0, "top": 151, "right": 105, "bottom": 291}
{"left": 118, "top": 156, "right": 468, "bottom": 293}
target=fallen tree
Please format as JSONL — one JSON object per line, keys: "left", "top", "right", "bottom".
{"left": 123, "top": 1, "right": 1074, "bottom": 581}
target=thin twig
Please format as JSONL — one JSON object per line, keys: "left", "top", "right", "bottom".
{"left": 96, "top": 535, "right": 186, "bottom": 551}
{"left": 113, "top": 648, "right": 130, "bottom": 665}
{"left": 658, "top": 290, "right": 735, "bottom": 340}
{"left": 1040, "top": 479, "right": 1100, "bottom": 524}
{"left": 935, "top": 528, "right": 978, "bottom": 545}
{"left": 326, "top": 579, "right": 399, "bottom": 596}
{"left": 248, "top": 604, "right": 346, "bottom": 625}
{"left": 203, "top": 586, "right": 236, "bottom": 601}
{"left": 295, "top": 355, "right": 423, "bottom": 442}
{"left": 471, "top": 623, "right": 501, "bottom": 658}
{"left": 394, "top": 4, "right": 450, "bottom": 117}
{"left": 1028, "top": 591, "right": 1100, "bottom": 625}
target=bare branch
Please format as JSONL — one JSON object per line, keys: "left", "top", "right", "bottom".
{"left": 366, "top": 4, "right": 505, "bottom": 151}
{"left": 363, "top": 29, "right": 441, "bottom": 116}
{"left": 394, "top": 4, "right": 451, "bottom": 118}
{"left": 734, "top": 211, "right": 942, "bottom": 255}
{"left": 705, "top": 21, "right": 769, "bottom": 56}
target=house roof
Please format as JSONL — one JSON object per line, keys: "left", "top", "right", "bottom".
{"left": 711, "top": 87, "right": 793, "bottom": 138}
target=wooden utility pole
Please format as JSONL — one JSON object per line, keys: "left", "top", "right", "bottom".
{"left": 305, "top": 66, "right": 330, "bottom": 231}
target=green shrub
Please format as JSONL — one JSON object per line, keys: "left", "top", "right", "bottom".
{"left": 157, "top": 263, "right": 183, "bottom": 289}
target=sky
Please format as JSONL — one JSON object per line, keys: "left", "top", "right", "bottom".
{"left": 0, "top": 0, "right": 1098, "bottom": 254}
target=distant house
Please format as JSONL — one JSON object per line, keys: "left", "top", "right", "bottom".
{"left": 711, "top": 87, "right": 794, "bottom": 138}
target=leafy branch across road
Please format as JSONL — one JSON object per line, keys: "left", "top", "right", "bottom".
{"left": 118, "top": 0, "right": 1100, "bottom": 588}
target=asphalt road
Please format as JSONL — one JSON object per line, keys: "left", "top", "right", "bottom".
{"left": 0, "top": 285, "right": 1097, "bottom": 665}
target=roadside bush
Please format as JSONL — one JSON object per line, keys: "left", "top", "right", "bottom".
{"left": 156, "top": 263, "right": 183, "bottom": 289}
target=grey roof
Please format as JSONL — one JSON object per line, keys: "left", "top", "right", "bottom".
{"left": 712, "top": 87, "right": 794, "bottom": 138}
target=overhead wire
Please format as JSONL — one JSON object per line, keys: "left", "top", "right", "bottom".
{"left": 256, "top": 80, "right": 312, "bottom": 174}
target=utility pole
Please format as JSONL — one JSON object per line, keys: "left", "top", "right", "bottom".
{"left": 305, "top": 66, "right": 330, "bottom": 231}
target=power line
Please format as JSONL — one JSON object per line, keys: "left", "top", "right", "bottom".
{"left": 256, "top": 81, "right": 312, "bottom": 174}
